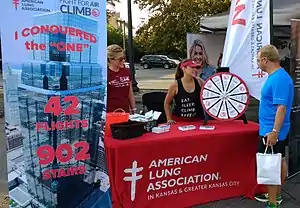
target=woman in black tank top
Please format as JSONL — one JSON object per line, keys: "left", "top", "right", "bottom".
{"left": 164, "top": 59, "right": 205, "bottom": 124}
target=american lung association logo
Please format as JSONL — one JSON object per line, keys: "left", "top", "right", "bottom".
{"left": 123, "top": 161, "right": 143, "bottom": 201}
{"left": 12, "top": 0, "right": 19, "bottom": 10}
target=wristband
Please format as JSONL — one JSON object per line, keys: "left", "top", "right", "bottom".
{"left": 272, "top": 128, "right": 279, "bottom": 133}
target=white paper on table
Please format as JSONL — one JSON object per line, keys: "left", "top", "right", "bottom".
{"left": 145, "top": 110, "right": 153, "bottom": 119}
{"left": 153, "top": 111, "right": 162, "bottom": 120}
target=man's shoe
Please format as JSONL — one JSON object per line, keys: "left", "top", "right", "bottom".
{"left": 276, "top": 195, "right": 283, "bottom": 204}
{"left": 255, "top": 193, "right": 283, "bottom": 204}
{"left": 266, "top": 202, "right": 280, "bottom": 208}
{"left": 255, "top": 193, "right": 268, "bottom": 203}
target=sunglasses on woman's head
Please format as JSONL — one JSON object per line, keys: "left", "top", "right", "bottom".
{"left": 117, "top": 56, "right": 125, "bottom": 61}
{"left": 189, "top": 66, "right": 201, "bottom": 70}
{"left": 112, "top": 56, "right": 125, "bottom": 61}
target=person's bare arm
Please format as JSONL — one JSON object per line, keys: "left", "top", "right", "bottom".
{"left": 164, "top": 81, "right": 177, "bottom": 124}
{"left": 274, "top": 105, "right": 286, "bottom": 131}
{"left": 128, "top": 81, "right": 136, "bottom": 113}
{"left": 266, "top": 105, "right": 286, "bottom": 145}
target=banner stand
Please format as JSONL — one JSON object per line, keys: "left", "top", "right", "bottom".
{"left": 287, "top": 19, "right": 300, "bottom": 179}
{"left": 277, "top": 19, "right": 300, "bottom": 205}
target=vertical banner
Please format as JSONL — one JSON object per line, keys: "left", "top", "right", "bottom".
{"left": 221, "top": 0, "right": 270, "bottom": 100}
{"left": 0, "top": 1, "right": 111, "bottom": 208}
{"left": 186, "top": 33, "right": 225, "bottom": 67}
{"left": 289, "top": 19, "right": 300, "bottom": 175}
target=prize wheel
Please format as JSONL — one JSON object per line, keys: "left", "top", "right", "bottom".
{"left": 200, "top": 72, "right": 250, "bottom": 121}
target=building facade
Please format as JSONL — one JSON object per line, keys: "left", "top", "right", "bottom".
{"left": 18, "top": 12, "right": 107, "bottom": 208}
{"left": 3, "top": 65, "right": 21, "bottom": 126}
{"left": 5, "top": 123, "right": 23, "bottom": 151}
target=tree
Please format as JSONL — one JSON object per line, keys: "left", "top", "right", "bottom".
{"left": 107, "top": 24, "right": 145, "bottom": 61}
{"left": 106, "top": 0, "right": 120, "bottom": 20}
{"left": 107, "top": 0, "right": 118, "bottom": 6}
{"left": 107, "top": 24, "right": 123, "bottom": 46}
{"left": 134, "top": 0, "right": 231, "bottom": 57}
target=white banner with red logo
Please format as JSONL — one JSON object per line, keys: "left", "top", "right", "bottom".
{"left": 221, "top": 0, "right": 270, "bottom": 100}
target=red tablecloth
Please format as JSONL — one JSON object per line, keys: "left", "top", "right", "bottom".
{"left": 105, "top": 120, "right": 262, "bottom": 208}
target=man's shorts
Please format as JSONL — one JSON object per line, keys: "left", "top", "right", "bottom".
{"left": 257, "top": 136, "right": 288, "bottom": 158}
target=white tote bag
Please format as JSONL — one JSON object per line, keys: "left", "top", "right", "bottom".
{"left": 256, "top": 145, "right": 282, "bottom": 185}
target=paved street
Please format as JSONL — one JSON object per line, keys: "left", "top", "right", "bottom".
{"left": 195, "top": 175, "right": 300, "bottom": 208}
{"left": 135, "top": 66, "right": 175, "bottom": 90}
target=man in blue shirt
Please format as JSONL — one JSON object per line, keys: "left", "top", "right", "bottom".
{"left": 255, "top": 45, "right": 294, "bottom": 208}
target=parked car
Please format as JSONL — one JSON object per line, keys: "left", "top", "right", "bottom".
{"left": 140, "top": 55, "right": 179, "bottom": 69}
{"left": 167, "top": 56, "right": 183, "bottom": 62}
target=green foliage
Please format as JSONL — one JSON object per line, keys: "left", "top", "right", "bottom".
{"left": 107, "top": 24, "right": 123, "bottom": 46}
{"left": 107, "top": 24, "right": 145, "bottom": 61}
{"left": 134, "top": 0, "right": 231, "bottom": 57}
{"left": 107, "top": 0, "right": 118, "bottom": 6}
{"left": 10, "top": 199, "right": 17, "bottom": 207}
{"left": 106, "top": 0, "right": 145, "bottom": 61}
{"left": 106, "top": 0, "right": 120, "bottom": 21}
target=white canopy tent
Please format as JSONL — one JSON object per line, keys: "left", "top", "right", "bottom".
{"left": 200, "top": 0, "right": 300, "bottom": 37}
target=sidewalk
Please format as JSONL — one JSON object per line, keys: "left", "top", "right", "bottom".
{"left": 196, "top": 174, "right": 300, "bottom": 208}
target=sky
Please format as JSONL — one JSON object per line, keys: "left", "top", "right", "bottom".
{"left": 114, "top": 0, "right": 150, "bottom": 33}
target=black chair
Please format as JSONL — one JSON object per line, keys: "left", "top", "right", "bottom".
{"left": 142, "top": 92, "right": 170, "bottom": 124}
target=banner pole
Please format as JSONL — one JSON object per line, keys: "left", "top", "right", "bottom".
{"left": 270, "top": 0, "right": 274, "bottom": 44}
{"left": 127, "top": 0, "right": 139, "bottom": 92}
